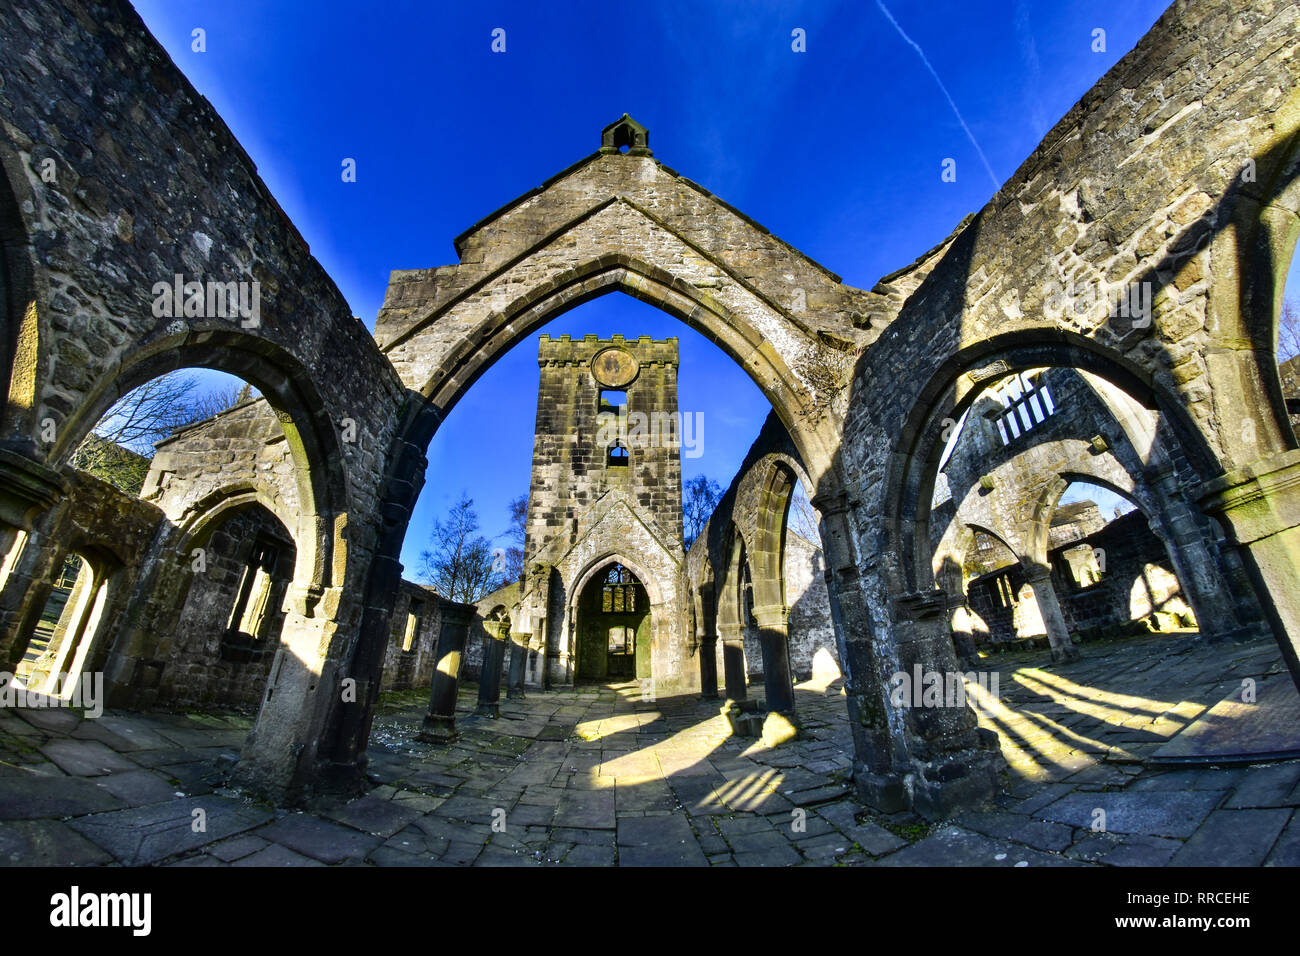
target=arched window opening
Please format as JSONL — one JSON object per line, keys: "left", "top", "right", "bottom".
{"left": 602, "top": 564, "right": 637, "bottom": 613}
{"left": 13, "top": 551, "right": 110, "bottom": 698}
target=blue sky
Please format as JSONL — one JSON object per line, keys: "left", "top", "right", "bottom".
{"left": 126, "top": 0, "right": 1256, "bottom": 572}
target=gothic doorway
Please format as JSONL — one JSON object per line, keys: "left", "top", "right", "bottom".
{"left": 576, "top": 562, "right": 651, "bottom": 682}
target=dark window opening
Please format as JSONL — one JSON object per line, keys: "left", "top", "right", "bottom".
{"left": 607, "top": 443, "right": 629, "bottom": 467}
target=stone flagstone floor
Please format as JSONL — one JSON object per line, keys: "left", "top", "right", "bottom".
{"left": 1, "top": 632, "right": 1298, "bottom": 866}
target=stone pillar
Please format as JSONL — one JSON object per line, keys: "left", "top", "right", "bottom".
{"left": 1199, "top": 450, "right": 1300, "bottom": 691}
{"left": 476, "top": 620, "right": 508, "bottom": 717}
{"left": 1024, "top": 565, "right": 1078, "bottom": 663}
{"left": 1144, "top": 463, "right": 1255, "bottom": 642}
{"left": 887, "top": 589, "right": 1005, "bottom": 820}
{"left": 311, "top": 427, "right": 430, "bottom": 799}
{"left": 718, "top": 623, "right": 747, "bottom": 702}
{"left": 506, "top": 631, "right": 530, "bottom": 699}
{"left": 418, "top": 601, "right": 476, "bottom": 743}
{"left": 698, "top": 633, "right": 719, "bottom": 699}
{"left": 811, "top": 492, "right": 901, "bottom": 805}
{"left": 751, "top": 604, "right": 795, "bottom": 715}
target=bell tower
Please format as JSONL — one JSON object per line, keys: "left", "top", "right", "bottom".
{"left": 523, "top": 333, "right": 683, "bottom": 564}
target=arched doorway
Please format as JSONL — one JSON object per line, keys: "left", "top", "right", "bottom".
{"left": 575, "top": 562, "right": 651, "bottom": 683}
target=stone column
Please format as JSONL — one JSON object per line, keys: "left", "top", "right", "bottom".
{"left": 811, "top": 491, "right": 903, "bottom": 807}
{"left": 751, "top": 604, "right": 795, "bottom": 715}
{"left": 506, "top": 631, "right": 530, "bottom": 699}
{"left": 888, "top": 589, "right": 1005, "bottom": 820}
{"left": 476, "top": 620, "right": 508, "bottom": 716}
{"left": 698, "top": 633, "right": 719, "bottom": 700}
{"left": 311, "top": 428, "right": 429, "bottom": 798}
{"left": 1024, "top": 565, "right": 1077, "bottom": 663}
{"left": 418, "top": 601, "right": 476, "bottom": 743}
{"left": 718, "top": 623, "right": 747, "bottom": 702}
{"left": 1199, "top": 450, "right": 1300, "bottom": 691}
{"left": 1144, "top": 463, "right": 1255, "bottom": 642}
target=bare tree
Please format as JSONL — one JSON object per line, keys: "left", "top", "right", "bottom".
{"left": 419, "top": 493, "right": 502, "bottom": 603}
{"left": 69, "top": 371, "right": 247, "bottom": 495}
{"left": 500, "top": 494, "right": 527, "bottom": 585}
{"left": 683, "top": 474, "right": 723, "bottom": 548}
{"left": 1277, "top": 297, "right": 1300, "bottom": 440}
{"left": 786, "top": 482, "right": 821, "bottom": 543}
{"left": 1280, "top": 297, "right": 1300, "bottom": 359}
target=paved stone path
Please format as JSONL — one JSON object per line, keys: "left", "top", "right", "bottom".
{"left": 1, "top": 632, "right": 1297, "bottom": 866}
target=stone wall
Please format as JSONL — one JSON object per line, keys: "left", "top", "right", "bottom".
{"left": 967, "top": 510, "right": 1192, "bottom": 646}
{"left": 153, "top": 504, "right": 295, "bottom": 711}
{"left": 378, "top": 582, "right": 442, "bottom": 693}
{"left": 1052, "top": 511, "right": 1195, "bottom": 637}
{"left": 462, "top": 580, "right": 520, "bottom": 683}
{"left": 142, "top": 397, "right": 300, "bottom": 529}
{"left": 0, "top": 0, "right": 414, "bottom": 798}
{"left": 931, "top": 365, "right": 1264, "bottom": 647}
{"left": 2, "top": 0, "right": 1298, "bottom": 818}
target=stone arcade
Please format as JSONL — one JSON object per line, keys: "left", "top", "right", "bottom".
{"left": 1, "top": 0, "right": 1299, "bottom": 828}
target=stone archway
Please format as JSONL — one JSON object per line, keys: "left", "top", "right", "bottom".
{"left": 572, "top": 561, "right": 652, "bottom": 684}
{"left": 321, "top": 119, "right": 880, "bottom": 788}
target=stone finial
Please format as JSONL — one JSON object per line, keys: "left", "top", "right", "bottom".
{"left": 600, "top": 114, "right": 651, "bottom": 156}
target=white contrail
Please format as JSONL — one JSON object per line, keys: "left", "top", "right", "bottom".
{"left": 875, "top": 0, "right": 1002, "bottom": 191}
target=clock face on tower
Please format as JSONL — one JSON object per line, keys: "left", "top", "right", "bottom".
{"left": 591, "top": 347, "right": 640, "bottom": 388}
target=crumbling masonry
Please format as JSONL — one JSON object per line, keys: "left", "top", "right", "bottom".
{"left": 1, "top": 0, "right": 1299, "bottom": 820}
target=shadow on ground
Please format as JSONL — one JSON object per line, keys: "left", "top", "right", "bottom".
{"left": 1, "top": 631, "right": 1297, "bottom": 866}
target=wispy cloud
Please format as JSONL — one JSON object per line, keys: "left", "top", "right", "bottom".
{"left": 874, "top": 0, "right": 1000, "bottom": 191}
{"left": 1014, "top": 0, "right": 1048, "bottom": 136}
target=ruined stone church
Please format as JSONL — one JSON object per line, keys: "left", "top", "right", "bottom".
{"left": 1, "top": 0, "right": 1299, "bottom": 833}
